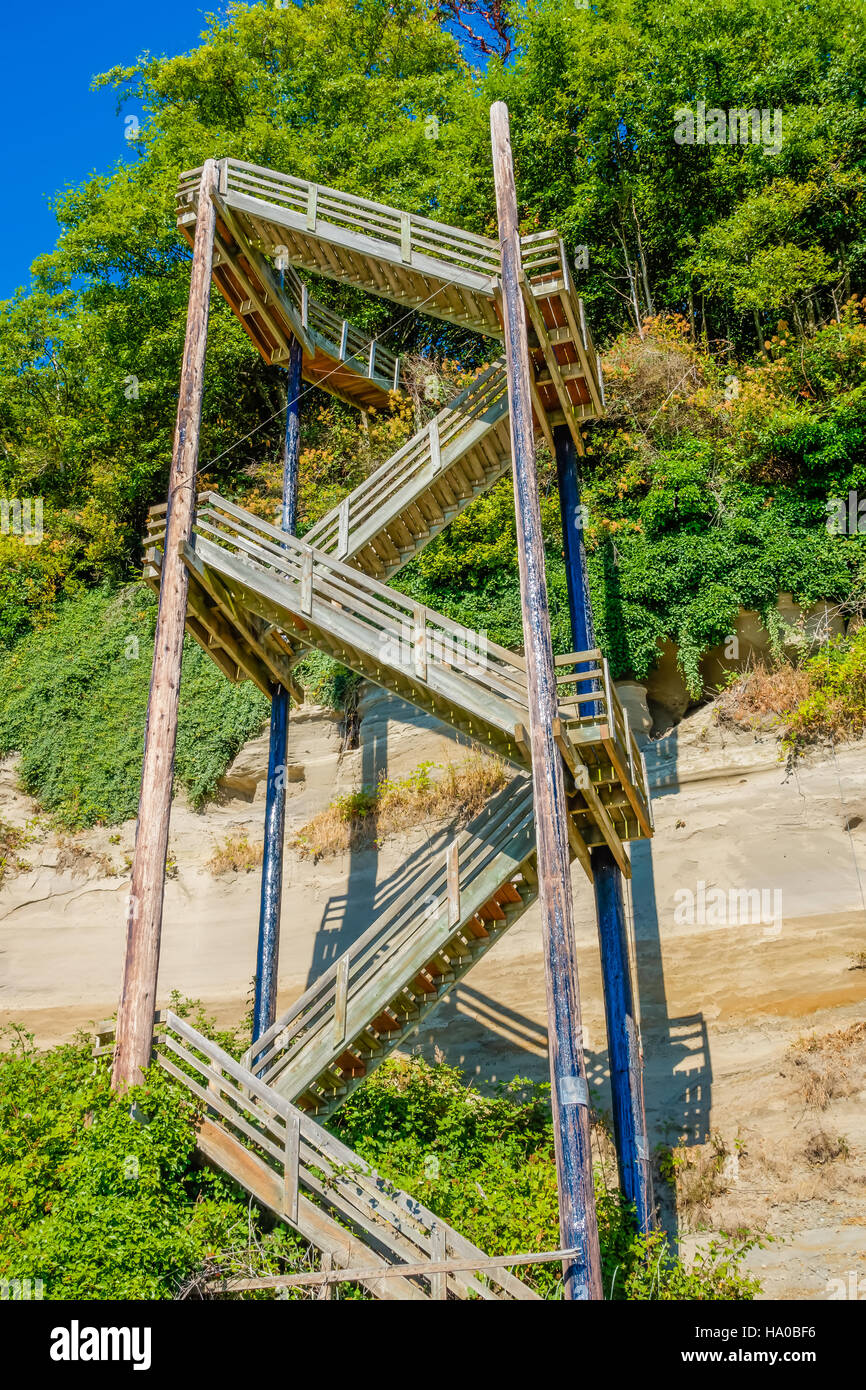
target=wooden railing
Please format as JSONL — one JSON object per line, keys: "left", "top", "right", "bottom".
{"left": 110, "top": 1010, "right": 537, "bottom": 1300}
{"left": 175, "top": 492, "right": 531, "bottom": 735}
{"left": 521, "top": 229, "right": 569, "bottom": 292}
{"left": 178, "top": 160, "right": 503, "bottom": 285}
{"left": 556, "top": 652, "right": 652, "bottom": 830}
{"left": 179, "top": 160, "right": 597, "bottom": 305}
{"left": 303, "top": 360, "right": 508, "bottom": 561}
{"left": 145, "top": 495, "right": 651, "bottom": 827}
{"left": 247, "top": 778, "right": 535, "bottom": 1089}
{"left": 280, "top": 259, "right": 401, "bottom": 391}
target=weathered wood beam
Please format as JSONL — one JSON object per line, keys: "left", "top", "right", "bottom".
{"left": 491, "top": 101, "right": 603, "bottom": 1303}
{"left": 112, "top": 160, "right": 219, "bottom": 1092}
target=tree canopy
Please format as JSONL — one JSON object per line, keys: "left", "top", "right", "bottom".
{"left": 1, "top": 0, "right": 864, "bottom": 703}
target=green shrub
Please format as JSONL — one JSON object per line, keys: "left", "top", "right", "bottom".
{"left": 783, "top": 626, "right": 866, "bottom": 752}
{"left": 0, "top": 1024, "right": 305, "bottom": 1300}
{"left": 333, "top": 1056, "right": 760, "bottom": 1300}
{"left": 0, "top": 1028, "right": 760, "bottom": 1301}
{"left": 0, "top": 585, "right": 269, "bottom": 827}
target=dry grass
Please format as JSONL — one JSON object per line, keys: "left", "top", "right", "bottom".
{"left": 715, "top": 659, "right": 811, "bottom": 733}
{"left": 656, "top": 1133, "right": 739, "bottom": 1229}
{"left": 601, "top": 317, "right": 715, "bottom": 445}
{"left": 207, "top": 832, "right": 264, "bottom": 877}
{"left": 291, "top": 754, "right": 509, "bottom": 861}
{"left": 0, "top": 815, "right": 33, "bottom": 884}
{"left": 803, "top": 1131, "right": 850, "bottom": 1167}
{"left": 786, "top": 1022, "right": 866, "bottom": 1110}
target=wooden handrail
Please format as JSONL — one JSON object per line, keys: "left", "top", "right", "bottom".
{"left": 150, "top": 1010, "right": 537, "bottom": 1300}
{"left": 304, "top": 361, "right": 508, "bottom": 555}
{"left": 248, "top": 779, "right": 534, "bottom": 1079}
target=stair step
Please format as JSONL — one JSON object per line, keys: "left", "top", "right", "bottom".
{"left": 358, "top": 1028, "right": 385, "bottom": 1053}
{"left": 371, "top": 1011, "right": 402, "bottom": 1033}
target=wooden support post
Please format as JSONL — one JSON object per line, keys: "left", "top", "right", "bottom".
{"left": 334, "top": 955, "right": 349, "bottom": 1047}
{"left": 112, "top": 159, "right": 218, "bottom": 1092}
{"left": 317, "top": 1251, "right": 334, "bottom": 1300}
{"left": 554, "top": 424, "right": 654, "bottom": 1233}
{"left": 446, "top": 841, "right": 460, "bottom": 927}
{"left": 429, "top": 1223, "right": 447, "bottom": 1300}
{"left": 490, "top": 103, "right": 603, "bottom": 1300}
{"left": 252, "top": 309, "right": 303, "bottom": 1050}
{"left": 283, "top": 1110, "right": 300, "bottom": 1225}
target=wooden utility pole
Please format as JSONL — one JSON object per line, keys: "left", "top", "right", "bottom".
{"left": 112, "top": 159, "right": 218, "bottom": 1091}
{"left": 489, "top": 102, "right": 603, "bottom": 1300}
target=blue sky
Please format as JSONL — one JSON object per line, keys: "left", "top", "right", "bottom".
{"left": 1, "top": 2, "right": 216, "bottom": 300}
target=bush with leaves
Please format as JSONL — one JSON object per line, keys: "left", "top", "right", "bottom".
{"left": 0, "top": 585, "right": 269, "bottom": 827}
{"left": 333, "top": 1055, "right": 760, "bottom": 1299}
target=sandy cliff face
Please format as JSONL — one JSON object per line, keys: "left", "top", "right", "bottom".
{"left": 1, "top": 687, "right": 864, "bottom": 1299}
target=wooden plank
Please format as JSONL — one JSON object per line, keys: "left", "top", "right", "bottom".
{"left": 576, "top": 769, "right": 632, "bottom": 878}
{"left": 334, "top": 956, "right": 349, "bottom": 1048}
{"left": 446, "top": 841, "right": 460, "bottom": 927}
{"left": 558, "top": 263, "right": 604, "bottom": 418}
{"left": 284, "top": 1111, "right": 300, "bottom": 1224}
{"left": 300, "top": 547, "right": 313, "bottom": 615}
{"left": 429, "top": 416, "right": 441, "bottom": 471}
{"left": 413, "top": 604, "right": 428, "bottom": 680}
{"left": 180, "top": 545, "right": 302, "bottom": 701}
{"left": 430, "top": 1223, "right": 447, "bottom": 1300}
{"left": 317, "top": 1250, "right": 334, "bottom": 1300}
{"left": 211, "top": 1246, "right": 570, "bottom": 1292}
{"left": 522, "top": 282, "right": 583, "bottom": 452}
{"left": 195, "top": 1119, "right": 425, "bottom": 1301}
{"left": 337, "top": 498, "right": 350, "bottom": 559}
{"left": 184, "top": 572, "right": 273, "bottom": 697}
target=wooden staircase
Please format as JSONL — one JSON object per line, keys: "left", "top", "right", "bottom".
{"left": 177, "top": 158, "right": 603, "bottom": 449}
{"left": 303, "top": 360, "right": 511, "bottom": 577}
{"left": 102, "top": 1010, "right": 539, "bottom": 1300}
{"left": 127, "top": 160, "right": 654, "bottom": 1296}
{"left": 246, "top": 776, "right": 537, "bottom": 1116}
{"left": 144, "top": 493, "right": 652, "bottom": 873}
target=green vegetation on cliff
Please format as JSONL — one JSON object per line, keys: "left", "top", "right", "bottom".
{"left": 0, "top": 1019, "right": 758, "bottom": 1300}
{"left": 1, "top": 0, "right": 865, "bottom": 816}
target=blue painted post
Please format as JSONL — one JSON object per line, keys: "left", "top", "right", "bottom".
{"left": 555, "top": 423, "right": 654, "bottom": 1231}
{"left": 252, "top": 324, "right": 303, "bottom": 1047}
